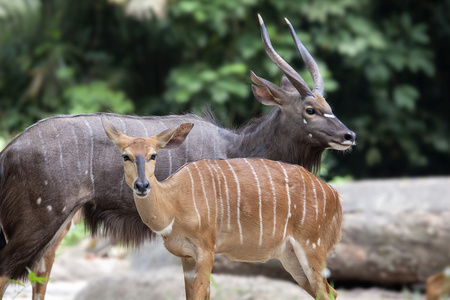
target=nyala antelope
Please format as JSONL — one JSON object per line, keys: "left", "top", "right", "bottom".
{"left": 103, "top": 116, "right": 343, "bottom": 300}
{"left": 0, "top": 15, "right": 353, "bottom": 299}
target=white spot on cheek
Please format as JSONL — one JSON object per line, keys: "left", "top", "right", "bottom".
{"left": 303, "top": 119, "right": 307, "bottom": 124}
{"left": 36, "top": 198, "right": 42, "bottom": 205}
{"left": 308, "top": 134, "right": 313, "bottom": 138}
{"left": 47, "top": 205, "right": 52, "bottom": 212}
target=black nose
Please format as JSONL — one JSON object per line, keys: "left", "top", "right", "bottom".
{"left": 134, "top": 180, "right": 149, "bottom": 193}
{"left": 344, "top": 131, "right": 356, "bottom": 143}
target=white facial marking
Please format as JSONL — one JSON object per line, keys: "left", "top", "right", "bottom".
{"left": 324, "top": 113, "right": 335, "bottom": 118}
{"left": 154, "top": 218, "right": 175, "bottom": 237}
{"left": 36, "top": 197, "right": 42, "bottom": 205}
{"left": 244, "top": 159, "right": 263, "bottom": 247}
{"left": 193, "top": 162, "right": 211, "bottom": 222}
{"left": 303, "top": 119, "right": 307, "bottom": 124}
{"left": 186, "top": 166, "right": 201, "bottom": 228}
{"left": 225, "top": 160, "right": 243, "bottom": 244}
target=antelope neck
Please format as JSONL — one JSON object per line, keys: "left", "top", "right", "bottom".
{"left": 133, "top": 176, "right": 175, "bottom": 233}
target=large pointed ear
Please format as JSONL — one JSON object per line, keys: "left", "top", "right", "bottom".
{"left": 250, "top": 71, "right": 285, "bottom": 106}
{"left": 156, "top": 123, "right": 194, "bottom": 150}
{"left": 101, "top": 115, "right": 124, "bottom": 147}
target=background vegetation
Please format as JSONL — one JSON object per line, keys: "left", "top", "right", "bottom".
{"left": 0, "top": 0, "right": 449, "bottom": 180}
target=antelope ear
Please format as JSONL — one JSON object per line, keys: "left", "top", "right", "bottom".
{"left": 250, "top": 71, "right": 285, "bottom": 106}
{"left": 280, "top": 75, "right": 297, "bottom": 93}
{"left": 156, "top": 123, "right": 194, "bottom": 150}
{"left": 101, "top": 115, "right": 124, "bottom": 147}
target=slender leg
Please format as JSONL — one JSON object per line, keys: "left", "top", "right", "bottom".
{"left": 32, "top": 211, "right": 82, "bottom": 300}
{"left": 181, "top": 257, "right": 197, "bottom": 300}
{"left": 192, "top": 250, "right": 214, "bottom": 300}
{"left": 283, "top": 238, "right": 335, "bottom": 300}
{"left": 0, "top": 276, "right": 10, "bottom": 299}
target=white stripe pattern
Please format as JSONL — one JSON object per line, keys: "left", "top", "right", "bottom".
{"left": 211, "top": 163, "right": 225, "bottom": 228}
{"left": 225, "top": 160, "right": 243, "bottom": 244}
{"left": 244, "top": 159, "right": 263, "bottom": 246}
{"left": 82, "top": 117, "right": 95, "bottom": 196}
{"left": 278, "top": 162, "right": 291, "bottom": 240}
{"left": 261, "top": 159, "right": 277, "bottom": 236}
{"left": 138, "top": 120, "right": 149, "bottom": 137}
{"left": 186, "top": 166, "right": 201, "bottom": 228}
{"left": 69, "top": 120, "right": 82, "bottom": 177}
{"left": 213, "top": 163, "right": 228, "bottom": 229}
{"left": 204, "top": 162, "right": 218, "bottom": 226}
{"left": 315, "top": 177, "right": 327, "bottom": 217}
{"left": 193, "top": 162, "right": 211, "bottom": 222}
{"left": 305, "top": 171, "right": 318, "bottom": 221}
{"left": 295, "top": 166, "right": 307, "bottom": 225}
{"left": 158, "top": 121, "right": 173, "bottom": 175}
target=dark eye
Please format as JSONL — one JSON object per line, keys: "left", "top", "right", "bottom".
{"left": 306, "top": 108, "right": 315, "bottom": 115}
{"left": 122, "top": 155, "right": 131, "bottom": 162}
{"left": 149, "top": 154, "right": 157, "bottom": 161}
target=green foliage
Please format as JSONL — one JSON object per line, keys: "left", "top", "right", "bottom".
{"left": 0, "top": 0, "right": 449, "bottom": 179}
{"left": 60, "top": 219, "right": 86, "bottom": 247}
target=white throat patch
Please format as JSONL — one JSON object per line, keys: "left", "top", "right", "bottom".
{"left": 154, "top": 218, "right": 175, "bottom": 236}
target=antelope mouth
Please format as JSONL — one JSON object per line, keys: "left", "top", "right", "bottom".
{"left": 134, "top": 190, "right": 150, "bottom": 198}
{"left": 328, "top": 141, "right": 354, "bottom": 151}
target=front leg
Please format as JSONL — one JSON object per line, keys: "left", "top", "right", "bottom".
{"left": 192, "top": 249, "right": 214, "bottom": 300}
{"left": 181, "top": 257, "right": 196, "bottom": 300}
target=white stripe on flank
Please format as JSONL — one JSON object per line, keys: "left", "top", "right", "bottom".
{"left": 295, "top": 166, "right": 307, "bottom": 225}
{"left": 118, "top": 118, "right": 127, "bottom": 134}
{"left": 261, "top": 159, "right": 277, "bottom": 236}
{"left": 225, "top": 160, "right": 243, "bottom": 244}
{"left": 154, "top": 218, "right": 175, "bottom": 236}
{"left": 217, "top": 164, "right": 231, "bottom": 229}
{"left": 211, "top": 162, "right": 223, "bottom": 226}
{"left": 138, "top": 120, "right": 149, "bottom": 136}
{"left": 305, "top": 171, "right": 318, "bottom": 221}
{"left": 69, "top": 120, "right": 82, "bottom": 177}
{"left": 82, "top": 117, "right": 95, "bottom": 196}
{"left": 324, "top": 113, "right": 335, "bottom": 118}
{"left": 193, "top": 162, "right": 211, "bottom": 222}
{"left": 315, "top": 177, "right": 327, "bottom": 217}
{"left": 205, "top": 162, "right": 218, "bottom": 227}
{"left": 244, "top": 159, "right": 263, "bottom": 246}
{"left": 213, "top": 163, "right": 226, "bottom": 229}
{"left": 278, "top": 162, "right": 291, "bottom": 240}
{"left": 51, "top": 121, "right": 65, "bottom": 176}
{"left": 186, "top": 166, "right": 201, "bottom": 228}
{"left": 158, "top": 121, "right": 173, "bottom": 175}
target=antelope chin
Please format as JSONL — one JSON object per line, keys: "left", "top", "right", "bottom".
{"left": 328, "top": 141, "right": 353, "bottom": 151}
{"left": 134, "top": 190, "right": 149, "bottom": 198}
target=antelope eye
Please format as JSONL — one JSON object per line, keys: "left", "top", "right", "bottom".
{"left": 306, "top": 108, "right": 315, "bottom": 115}
{"left": 122, "top": 155, "right": 131, "bottom": 162}
{"left": 149, "top": 154, "right": 157, "bottom": 161}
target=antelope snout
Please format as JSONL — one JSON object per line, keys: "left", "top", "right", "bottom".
{"left": 343, "top": 130, "right": 356, "bottom": 145}
{"left": 134, "top": 180, "right": 150, "bottom": 197}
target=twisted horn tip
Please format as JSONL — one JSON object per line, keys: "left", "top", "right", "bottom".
{"left": 284, "top": 17, "right": 291, "bottom": 25}
{"left": 257, "top": 14, "right": 264, "bottom": 25}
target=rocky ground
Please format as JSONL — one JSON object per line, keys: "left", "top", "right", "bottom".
{"left": 3, "top": 238, "right": 425, "bottom": 300}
